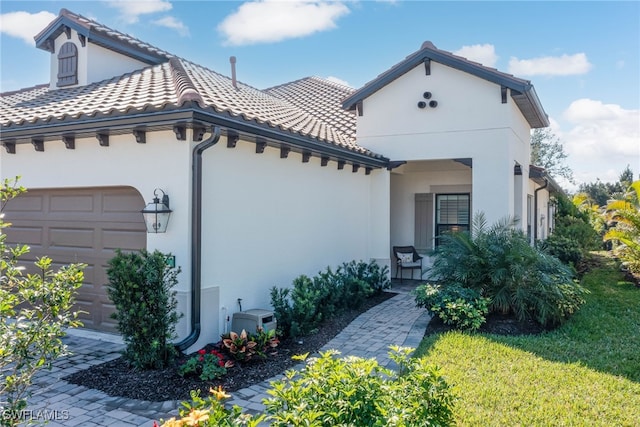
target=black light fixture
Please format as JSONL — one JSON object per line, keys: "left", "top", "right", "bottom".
{"left": 141, "top": 188, "right": 172, "bottom": 233}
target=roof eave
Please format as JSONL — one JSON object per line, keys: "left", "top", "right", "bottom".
{"left": 529, "top": 165, "right": 564, "bottom": 195}
{"left": 0, "top": 107, "right": 389, "bottom": 169}
{"left": 34, "top": 15, "right": 166, "bottom": 65}
{"left": 342, "top": 44, "right": 549, "bottom": 129}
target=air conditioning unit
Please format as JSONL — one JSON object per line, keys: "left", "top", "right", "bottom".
{"left": 231, "top": 309, "right": 277, "bottom": 334}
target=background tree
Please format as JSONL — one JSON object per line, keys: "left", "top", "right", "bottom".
{"left": 578, "top": 165, "right": 636, "bottom": 207}
{"left": 530, "top": 128, "right": 574, "bottom": 184}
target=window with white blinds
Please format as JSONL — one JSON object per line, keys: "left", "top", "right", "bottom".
{"left": 435, "top": 194, "right": 470, "bottom": 245}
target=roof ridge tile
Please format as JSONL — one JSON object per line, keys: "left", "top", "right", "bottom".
{"left": 169, "top": 58, "right": 204, "bottom": 107}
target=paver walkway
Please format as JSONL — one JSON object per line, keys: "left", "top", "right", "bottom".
{"left": 16, "top": 283, "right": 428, "bottom": 426}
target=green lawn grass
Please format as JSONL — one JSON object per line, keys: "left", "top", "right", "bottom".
{"left": 414, "top": 254, "right": 640, "bottom": 426}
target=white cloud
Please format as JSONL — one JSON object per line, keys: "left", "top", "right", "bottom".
{"left": 152, "top": 16, "right": 189, "bottom": 36}
{"left": 106, "top": 0, "right": 172, "bottom": 24}
{"left": 218, "top": 0, "right": 350, "bottom": 46}
{"left": 326, "top": 76, "right": 351, "bottom": 87}
{"left": 453, "top": 44, "right": 498, "bottom": 68}
{"left": 508, "top": 53, "right": 592, "bottom": 76}
{"left": 558, "top": 99, "right": 640, "bottom": 190}
{"left": 0, "top": 11, "right": 56, "bottom": 45}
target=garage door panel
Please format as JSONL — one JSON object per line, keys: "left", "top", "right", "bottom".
{"left": 49, "top": 194, "right": 94, "bottom": 213}
{"left": 3, "top": 187, "right": 146, "bottom": 334}
{"left": 103, "top": 192, "right": 145, "bottom": 211}
{"left": 2, "top": 193, "right": 43, "bottom": 212}
{"left": 4, "top": 226, "right": 43, "bottom": 246}
{"left": 49, "top": 227, "right": 95, "bottom": 249}
{"left": 102, "top": 228, "right": 147, "bottom": 251}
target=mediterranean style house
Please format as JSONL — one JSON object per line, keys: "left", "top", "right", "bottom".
{"left": 0, "top": 9, "right": 561, "bottom": 351}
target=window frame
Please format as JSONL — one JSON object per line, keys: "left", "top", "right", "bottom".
{"left": 435, "top": 193, "right": 471, "bottom": 245}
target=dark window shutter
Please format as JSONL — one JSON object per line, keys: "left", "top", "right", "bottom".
{"left": 57, "top": 42, "right": 78, "bottom": 87}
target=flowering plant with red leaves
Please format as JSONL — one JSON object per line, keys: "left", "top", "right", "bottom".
{"left": 178, "top": 348, "right": 232, "bottom": 381}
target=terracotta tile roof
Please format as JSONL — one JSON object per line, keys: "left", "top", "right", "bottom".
{"left": 0, "top": 59, "right": 374, "bottom": 155}
{"left": 1, "top": 63, "right": 178, "bottom": 126}
{"left": 35, "top": 8, "right": 171, "bottom": 63}
{"left": 265, "top": 77, "right": 357, "bottom": 142}
{"left": 2, "top": 8, "right": 384, "bottom": 159}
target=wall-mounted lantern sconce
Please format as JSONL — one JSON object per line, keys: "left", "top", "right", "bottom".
{"left": 141, "top": 188, "right": 172, "bottom": 233}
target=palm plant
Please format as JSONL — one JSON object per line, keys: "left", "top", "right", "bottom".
{"left": 427, "top": 213, "right": 587, "bottom": 326}
{"left": 604, "top": 180, "right": 640, "bottom": 274}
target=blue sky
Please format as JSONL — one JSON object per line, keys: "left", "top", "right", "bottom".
{"left": 1, "top": 1, "right": 638, "bottom": 191}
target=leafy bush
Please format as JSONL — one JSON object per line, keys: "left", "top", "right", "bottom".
{"left": 159, "top": 387, "right": 264, "bottom": 427}
{"left": 551, "top": 194, "right": 602, "bottom": 259}
{"left": 221, "top": 329, "right": 258, "bottom": 362}
{"left": 269, "top": 287, "right": 292, "bottom": 339}
{"left": 429, "top": 214, "right": 589, "bottom": 327}
{"left": 338, "top": 259, "right": 391, "bottom": 294}
{"left": 106, "top": 249, "right": 182, "bottom": 369}
{"left": 270, "top": 260, "right": 389, "bottom": 338}
{"left": 178, "top": 349, "right": 228, "bottom": 381}
{"left": 264, "top": 347, "right": 454, "bottom": 426}
{"left": 541, "top": 234, "right": 583, "bottom": 266}
{"left": 1, "top": 179, "right": 85, "bottom": 424}
{"left": 249, "top": 327, "right": 280, "bottom": 359}
{"left": 414, "top": 283, "right": 489, "bottom": 331}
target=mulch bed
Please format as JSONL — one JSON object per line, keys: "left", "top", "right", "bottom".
{"left": 64, "top": 291, "right": 397, "bottom": 402}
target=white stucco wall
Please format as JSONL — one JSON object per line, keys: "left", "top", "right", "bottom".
{"left": 49, "top": 29, "right": 148, "bottom": 89}
{"left": 0, "top": 128, "right": 390, "bottom": 351}
{"left": 355, "top": 61, "right": 533, "bottom": 231}
{"left": 198, "top": 138, "right": 387, "bottom": 346}
{"left": 0, "top": 130, "right": 195, "bottom": 338}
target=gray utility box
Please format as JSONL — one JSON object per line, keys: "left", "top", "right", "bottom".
{"left": 231, "top": 309, "right": 277, "bottom": 334}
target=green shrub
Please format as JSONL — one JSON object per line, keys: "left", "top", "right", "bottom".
{"left": 269, "top": 286, "right": 292, "bottom": 338}
{"left": 429, "top": 214, "right": 589, "bottom": 327}
{"left": 106, "top": 249, "right": 182, "bottom": 369}
{"left": 270, "top": 260, "right": 388, "bottom": 338}
{"left": 264, "top": 347, "right": 454, "bottom": 426}
{"left": 178, "top": 349, "right": 227, "bottom": 381}
{"left": 338, "top": 259, "right": 391, "bottom": 294}
{"left": 414, "top": 283, "right": 489, "bottom": 331}
{"left": 160, "top": 388, "right": 265, "bottom": 426}
{"left": 553, "top": 194, "right": 602, "bottom": 253}
{"left": 541, "top": 234, "right": 583, "bottom": 266}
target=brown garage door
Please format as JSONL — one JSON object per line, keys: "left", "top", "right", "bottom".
{"left": 3, "top": 187, "right": 147, "bottom": 333}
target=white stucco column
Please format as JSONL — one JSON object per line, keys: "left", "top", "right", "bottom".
{"left": 472, "top": 149, "right": 514, "bottom": 228}
{"left": 368, "top": 168, "right": 391, "bottom": 272}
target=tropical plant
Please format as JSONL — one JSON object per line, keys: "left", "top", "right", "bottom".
{"left": 158, "top": 387, "right": 264, "bottom": 427}
{"left": 1, "top": 178, "right": 84, "bottom": 426}
{"left": 264, "top": 347, "right": 454, "bottom": 426}
{"left": 604, "top": 180, "right": 640, "bottom": 274}
{"left": 428, "top": 213, "right": 588, "bottom": 326}
{"left": 106, "top": 249, "right": 182, "bottom": 369}
{"left": 221, "top": 329, "right": 258, "bottom": 362}
{"left": 414, "top": 283, "right": 490, "bottom": 331}
{"left": 250, "top": 327, "right": 280, "bottom": 358}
